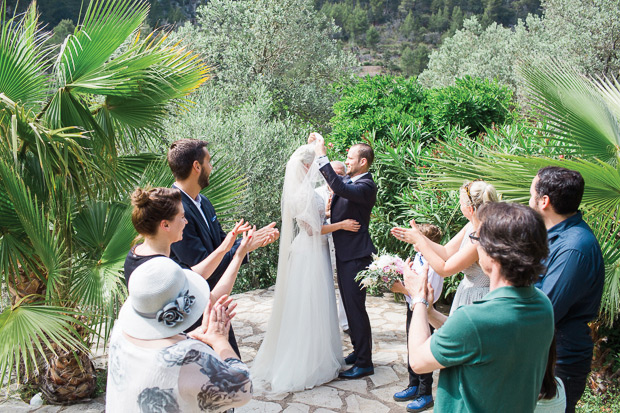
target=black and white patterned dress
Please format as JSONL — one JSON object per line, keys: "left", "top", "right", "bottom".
{"left": 106, "top": 326, "right": 252, "bottom": 412}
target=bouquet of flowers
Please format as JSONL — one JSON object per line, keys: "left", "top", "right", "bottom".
{"left": 355, "top": 253, "right": 405, "bottom": 296}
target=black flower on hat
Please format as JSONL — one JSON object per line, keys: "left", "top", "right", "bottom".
{"left": 156, "top": 290, "right": 196, "bottom": 327}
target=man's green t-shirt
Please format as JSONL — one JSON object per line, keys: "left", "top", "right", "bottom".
{"left": 430, "top": 286, "right": 554, "bottom": 413}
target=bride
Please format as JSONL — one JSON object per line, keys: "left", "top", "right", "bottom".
{"left": 251, "top": 138, "right": 360, "bottom": 393}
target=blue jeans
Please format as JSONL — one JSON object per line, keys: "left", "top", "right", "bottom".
{"left": 406, "top": 308, "right": 433, "bottom": 396}
{"left": 555, "top": 360, "right": 591, "bottom": 413}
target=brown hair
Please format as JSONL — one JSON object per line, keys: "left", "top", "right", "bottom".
{"left": 351, "top": 143, "right": 374, "bottom": 167}
{"left": 477, "top": 202, "right": 548, "bottom": 287}
{"left": 131, "top": 187, "right": 182, "bottom": 236}
{"left": 167, "top": 139, "right": 209, "bottom": 180}
{"left": 535, "top": 166, "right": 584, "bottom": 215}
{"left": 417, "top": 223, "right": 442, "bottom": 243}
{"left": 539, "top": 335, "right": 558, "bottom": 400}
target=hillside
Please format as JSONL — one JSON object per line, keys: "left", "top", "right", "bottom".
{"left": 4, "top": 0, "right": 542, "bottom": 76}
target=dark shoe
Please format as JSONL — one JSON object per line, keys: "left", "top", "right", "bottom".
{"left": 338, "top": 365, "right": 374, "bottom": 379}
{"left": 406, "top": 395, "right": 434, "bottom": 412}
{"left": 344, "top": 352, "right": 357, "bottom": 365}
{"left": 393, "top": 386, "right": 418, "bottom": 402}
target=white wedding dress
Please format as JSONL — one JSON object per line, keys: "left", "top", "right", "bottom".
{"left": 251, "top": 143, "right": 343, "bottom": 394}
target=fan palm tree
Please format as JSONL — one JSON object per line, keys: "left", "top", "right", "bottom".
{"left": 0, "top": 0, "right": 245, "bottom": 403}
{"left": 428, "top": 60, "right": 620, "bottom": 325}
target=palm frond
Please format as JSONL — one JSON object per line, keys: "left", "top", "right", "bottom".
{"left": 103, "top": 153, "right": 162, "bottom": 198}
{"left": 0, "top": 1, "right": 50, "bottom": 109}
{"left": 71, "top": 202, "right": 133, "bottom": 343}
{"left": 519, "top": 60, "right": 620, "bottom": 164}
{"left": 0, "top": 305, "right": 91, "bottom": 386}
{"left": 0, "top": 157, "right": 70, "bottom": 299}
{"left": 54, "top": 0, "right": 148, "bottom": 87}
{"left": 1, "top": 93, "right": 99, "bottom": 200}
{"left": 201, "top": 158, "right": 247, "bottom": 224}
{"left": 589, "top": 209, "right": 620, "bottom": 325}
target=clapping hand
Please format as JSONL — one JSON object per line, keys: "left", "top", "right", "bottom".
{"left": 403, "top": 258, "right": 429, "bottom": 302}
{"left": 246, "top": 222, "right": 280, "bottom": 252}
{"left": 235, "top": 226, "right": 255, "bottom": 257}
{"left": 391, "top": 219, "right": 422, "bottom": 245}
{"left": 220, "top": 219, "right": 252, "bottom": 253}
{"left": 188, "top": 295, "right": 237, "bottom": 345}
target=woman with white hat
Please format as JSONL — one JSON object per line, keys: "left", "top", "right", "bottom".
{"left": 106, "top": 257, "right": 252, "bottom": 412}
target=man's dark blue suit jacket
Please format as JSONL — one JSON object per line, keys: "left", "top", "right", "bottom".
{"left": 170, "top": 188, "right": 246, "bottom": 289}
{"left": 319, "top": 164, "right": 377, "bottom": 261}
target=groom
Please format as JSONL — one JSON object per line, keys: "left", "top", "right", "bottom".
{"left": 312, "top": 133, "right": 377, "bottom": 379}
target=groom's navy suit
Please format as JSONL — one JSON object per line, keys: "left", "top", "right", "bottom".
{"left": 170, "top": 187, "right": 246, "bottom": 357}
{"left": 319, "top": 163, "right": 377, "bottom": 368}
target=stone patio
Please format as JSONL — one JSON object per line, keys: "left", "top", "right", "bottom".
{"left": 0, "top": 288, "right": 438, "bottom": 412}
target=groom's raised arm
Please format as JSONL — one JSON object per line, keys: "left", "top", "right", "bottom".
{"left": 317, "top": 157, "right": 374, "bottom": 203}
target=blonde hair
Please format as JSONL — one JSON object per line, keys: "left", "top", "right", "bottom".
{"left": 460, "top": 180, "right": 498, "bottom": 210}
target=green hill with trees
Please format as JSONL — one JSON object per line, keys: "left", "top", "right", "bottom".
{"left": 4, "top": 0, "right": 543, "bottom": 76}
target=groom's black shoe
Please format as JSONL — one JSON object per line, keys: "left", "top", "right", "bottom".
{"left": 344, "top": 352, "right": 357, "bottom": 365}
{"left": 339, "top": 365, "right": 374, "bottom": 379}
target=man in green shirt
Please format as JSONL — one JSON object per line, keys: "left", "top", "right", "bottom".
{"left": 403, "top": 202, "right": 555, "bottom": 412}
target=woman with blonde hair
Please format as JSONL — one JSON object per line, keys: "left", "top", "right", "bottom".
{"left": 391, "top": 180, "right": 498, "bottom": 316}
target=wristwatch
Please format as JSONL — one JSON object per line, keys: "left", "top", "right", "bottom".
{"left": 409, "top": 297, "right": 429, "bottom": 310}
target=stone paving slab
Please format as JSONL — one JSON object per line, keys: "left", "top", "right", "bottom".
{"left": 0, "top": 288, "right": 437, "bottom": 412}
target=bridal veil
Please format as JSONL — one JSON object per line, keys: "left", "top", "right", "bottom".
{"left": 251, "top": 142, "right": 343, "bottom": 394}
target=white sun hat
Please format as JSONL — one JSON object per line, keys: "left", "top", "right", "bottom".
{"left": 118, "top": 257, "right": 210, "bottom": 339}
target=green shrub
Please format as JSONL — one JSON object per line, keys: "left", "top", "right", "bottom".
{"left": 365, "top": 125, "right": 469, "bottom": 302}
{"left": 428, "top": 76, "right": 516, "bottom": 136}
{"left": 329, "top": 75, "right": 518, "bottom": 159}
{"left": 329, "top": 76, "right": 429, "bottom": 154}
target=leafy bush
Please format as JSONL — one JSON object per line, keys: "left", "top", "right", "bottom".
{"left": 363, "top": 125, "right": 470, "bottom": 301}
{"left": 329, "top": 75, "right": 518, "bottom": 157}
{"left": 174, "top": 0, "right": 356, "bottom": 125}
{"left": 329, "top": 76, "right": 429, "bottom": 154}
{"left": 428, "top": 76, "right": 516, "bottom": 136}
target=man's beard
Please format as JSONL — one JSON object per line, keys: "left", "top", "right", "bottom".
{"left": 198, "top": 170, "right": 210, "bottom": 189}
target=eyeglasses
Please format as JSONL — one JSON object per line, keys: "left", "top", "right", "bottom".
{"left": 469, "top": 231, "right": 480, "bottom": 244}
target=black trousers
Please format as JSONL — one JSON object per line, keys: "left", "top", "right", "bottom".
{"left": 336, "top": 256, "right": 373, "bottom": 368}
{"left": 406, "top": 307, "right": 433, "bottom": 395}
{"left": 555, "top": 359, "right": 591, "bottom": 413}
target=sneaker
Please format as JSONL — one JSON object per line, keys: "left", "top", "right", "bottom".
{"left": 406, "top": 395, "right": 434, "bottom": 412}
{"left": 393, "top": 386, "right": 418, "bottom": 402}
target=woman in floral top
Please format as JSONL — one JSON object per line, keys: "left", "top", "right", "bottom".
{"left": 106, "top": 257, "right": 252, "bottom": 412}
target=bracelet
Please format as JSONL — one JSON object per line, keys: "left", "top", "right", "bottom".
{"left": 409, "top": 297, "right": 429, "bottom": 310}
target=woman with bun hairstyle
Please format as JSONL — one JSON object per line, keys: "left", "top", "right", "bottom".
{"left": 124, "top": 187, "right": 252, "bottom": 303}
{"left": 391, "top": 180, "right": 499, "bottom": 317}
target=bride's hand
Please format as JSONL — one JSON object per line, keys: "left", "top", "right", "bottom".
{"left": 308, "top": 133, "right": 319, "bottom": 144}
{"left": 312, "top": 133, "right": 327, "bottom": 156}
{"left": 340, "top": 219, "right": 360, "bottom": 232}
